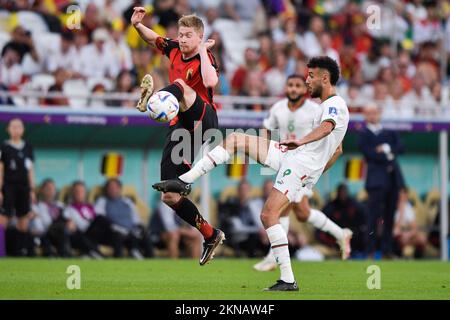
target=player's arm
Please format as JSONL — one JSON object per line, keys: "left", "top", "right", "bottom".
{"left": 28, "top": 165, "right": 35, "bottom": 203}
{"left": 323, "top": 143, "right": 343, "bottom": 173}
{"left": 280, "top": 120, "right": 335, "bottom": 150}
{"left": 199, "top": 40, "right": 218, "bottom": 88}
{"left": 131, "top": 7, "right": 159, "bottom": 46}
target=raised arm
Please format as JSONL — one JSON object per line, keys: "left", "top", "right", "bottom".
{"left": 199, "top": 40, "right": 219, "bottom": 88}
{"left": 131, "top": 7, "right": 160, "bottom": 46}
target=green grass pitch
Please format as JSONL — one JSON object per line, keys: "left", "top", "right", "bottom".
{"left": 0, "top": 259, "right": 449, "bottom": 299}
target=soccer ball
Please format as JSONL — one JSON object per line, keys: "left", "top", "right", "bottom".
{"left": 146, "top": 91, "right": 179, "bottom": 123}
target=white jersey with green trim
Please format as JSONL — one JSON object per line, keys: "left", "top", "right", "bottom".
{"left": 294, "top": 95, "right": 349, "bottom": 174}
{"left": 263, "top": 98, "right": 322, "bottom": 141}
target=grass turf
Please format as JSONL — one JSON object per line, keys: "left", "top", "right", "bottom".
{"left": 0, "top": 258, "right": 449, "bottom": 299}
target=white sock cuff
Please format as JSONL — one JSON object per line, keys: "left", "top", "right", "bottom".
{"left": 208, "top": 145, "right": 230, "bottom": 165}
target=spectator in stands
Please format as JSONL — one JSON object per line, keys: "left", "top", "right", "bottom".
{"left": 42, "top": 68, "right": 69, "bottom": 106}
{"left": 297, "top": 15, "right": 324, "bottom": 58}
{"left": 2, "top": 26, "right": 40, "bottom": 65}
{"left": 238, "top": 70, "right": 269, "bottom": 111}
{"left": 231, "top": 47, "right": 260, "bottom": 95}
{"left": 94, "top": 178, "right": 153, "bottom": 259}
{"left": 219, "top": 180, "right": 267, "bottom": 257}
{"left": 264, "top": 50, "right": 287, "bottom": 97}
{"left": 358, "top": 104, "right": 405, "bottom": 259}
{"left": 109, "top": 20, "right": 133, "bottom": 73}
{"left": 393, "top": 188, "right": 427, "bottom": 258}
{"left": 107, "top": 70, "right": 136, "bottom": 108}
{"left": 0, "top": 47, "right": 23, "bottom": 89}
{"left": 401, "top": 73, "right": 431, "bottom": 117}
{"left": 0, "top": 118, "right": 35, "bottom": 256}
{"left": 222, "top": 0, "right": 263, "bottom": 22}
{"left": 318, "top": 184, "right": 367, "bottom": 257}
{"left": 63, "top": 181, "right": 104, "bottom": 259}
{"left": 154, "top": 0, "right": 181, "bottom": 28}
{"left": 79, "top": 28, "right": 120, "bottom": 80}
{"left": 46, "top": 32, "right": 81, "bottom": 76}
{"left": 81, "top": 3, "right": 102, "bottom": 41}
{"left": 318, "top": 32, "right": 340, "bottom": 66}
{"left": 31, "top": 179, "right": 70, "bottom": 257}
{"left": 150, "top": 201, "right": 202, "bottom": 259}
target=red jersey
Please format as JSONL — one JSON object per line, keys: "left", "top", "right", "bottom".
{"left": 155, "top": 37, "right": 219, "bottom": 105}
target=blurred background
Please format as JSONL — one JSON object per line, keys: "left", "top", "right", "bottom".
{"left": 0, "top": 0, "right": 449, "bottom": 262}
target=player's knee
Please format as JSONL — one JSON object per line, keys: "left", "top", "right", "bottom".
{"left": 260, "top": 209, "right": 276, "bottom": 228}
{"left": 161, "top": 192, "right": 181, "bottom": 206}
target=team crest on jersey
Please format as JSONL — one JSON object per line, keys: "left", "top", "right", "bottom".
{"left": 328, "top": 107, "right": 338, "bottom": 115}
{"left": 186, "top": 68, "right": 193, "bottom": 80}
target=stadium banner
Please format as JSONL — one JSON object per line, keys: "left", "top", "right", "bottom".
{"left": 1, "top": 108, "right": 450, "bottom": 131}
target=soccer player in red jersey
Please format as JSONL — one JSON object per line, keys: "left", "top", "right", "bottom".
{"left": 131, "top": 7, "right": 224, "bottom": 265}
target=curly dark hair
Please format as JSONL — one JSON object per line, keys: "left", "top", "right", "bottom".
{"left": 307, "top": 56, "right": 340, "bottom": 85}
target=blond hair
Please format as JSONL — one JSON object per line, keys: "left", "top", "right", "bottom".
{"left": 178, "top": 14, "right": 204, "bottom": 35}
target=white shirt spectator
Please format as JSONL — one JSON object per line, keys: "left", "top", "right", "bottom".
{"left": 47, "top": 45, "right": 81, "bottom": 73}
{"left": 0, "top": 61, "right": 23, "bottom": 87}
{"left": 79, "top": 42, "right": 120, "bottom": 79}
{"left": 108, "top": 39, "right": 133, "bottom": 72}
{"left": 297, "top": 31, "right": 321, "bottom": 58}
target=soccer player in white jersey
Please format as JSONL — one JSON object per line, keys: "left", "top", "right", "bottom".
{"left": 153, "top": 56, "right": 350, "bottom": 291}
{"left": 253, "top": 75, "right": 352, "bottom": 272}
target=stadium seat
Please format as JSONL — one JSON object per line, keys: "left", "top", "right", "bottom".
{"left": 57, "top": 184, "right": 72, "bottom": 204}
{"left": 63, "top": 79, "right": 88, "bottom": 108}
{"left": 218, "top": 185, "right": 263, "bottom": 203}
{"left": 31, "top": 73, "right": 55, "bottom": 92}
{"left": 17, "top": 11, "right": 48, "bottom": 34}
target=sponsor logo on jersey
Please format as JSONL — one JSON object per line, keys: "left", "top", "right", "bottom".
{"left": 328, "top": 107, "right": 337, "bottom": 115}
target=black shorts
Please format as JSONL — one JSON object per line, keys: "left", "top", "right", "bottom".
{"left": 160, "top": 95, "right": 219, "bottom": 180}
{"left": 1, "top": 184, "right": 31, "bottom": 218}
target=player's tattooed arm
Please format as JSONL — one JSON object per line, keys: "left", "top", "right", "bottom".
{"left": 131, "top": 7, "right": 159, "bottom": 45}
{"left": 323, "top": 143, "right": 343, "bottom": 173}
{"left": 280, "top": 120, "right": 335, "bottom": 150}
{"left": 199, "top": 39, "right": 219, "bottom": 88}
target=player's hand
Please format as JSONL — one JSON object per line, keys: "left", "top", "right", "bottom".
{"left": 200, "top": 39, "right": 215, "bottom": 51}
{"left": 131, "top": 7, "right": 146, "bottom": 27}
{"left": 280, "top": 139, "right": 303, "bottom": 150}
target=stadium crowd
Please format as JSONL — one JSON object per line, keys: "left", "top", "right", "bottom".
{"left": 0, "top": 1, "right": 448, "bottom": 260}
{"left": 0, "top": 0, "right": 449, "bottom": 116}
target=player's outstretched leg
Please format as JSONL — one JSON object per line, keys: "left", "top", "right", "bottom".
{"left": 261, "top": 188, "right": 298, "bottom": 292}
{"left": 136, "top": 74, "right": 154, "bottom": 112}
{"left": 161, "top": 192, "right": 225, "bottom": 265}
{"left": 293, "top": 198, "right": 353, "bottom": 260}
{"left": 153, "top": 132, "right": 270, "bottom": 194}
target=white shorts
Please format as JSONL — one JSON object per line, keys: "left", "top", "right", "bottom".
{"left": 264, "top": 141, "right": 315, "bottom": 203}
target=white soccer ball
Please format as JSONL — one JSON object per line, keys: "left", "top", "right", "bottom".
{"left": 146, "top": 91, "right": 179, "bottom": 123}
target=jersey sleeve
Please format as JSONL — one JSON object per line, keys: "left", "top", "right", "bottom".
{"left": 207, "top": 50, "right": 219, "bottom": 75}
{"left": 155, "top": 37, "right": 179, "bottom": 58}
{"left": 320, "top": 98, "right": 347, "bottom": 129}
{"left": 262, "top": 104, "right": 279, "bottom": 131}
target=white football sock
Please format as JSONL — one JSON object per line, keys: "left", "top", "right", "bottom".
{"left": 266, "top": 224, "right": 295, "bottom": 283}
{"left": 266, "top": 216, "right": 289, "bottom": 263}
{"left": 179, "top": 145, "right": 230, "bottom": 183}
{"left": 307, "top": 209, "right": 344, "bottom": 241}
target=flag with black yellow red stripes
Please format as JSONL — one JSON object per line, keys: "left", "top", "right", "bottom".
{"left": 101, "top": 153, "right": 124, "bottom": 178}
{"left": 345, "top": 158, "right": 366, "bottom": 181}
{"left": 226, "top": 155, "right": 248, "bottom": 180}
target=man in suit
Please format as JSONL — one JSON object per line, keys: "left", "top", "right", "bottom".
{"left": 358, "top": 104, "right": 405, "bottom": 258}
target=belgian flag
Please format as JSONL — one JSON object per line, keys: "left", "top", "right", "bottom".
{"left": 226, "top": 155, "right": 248, "bottom": 180}
{"left": 101, "top": 153, "right": 124, "bottom": 178}
{"left": 345, "top": 158, "right": 365, "bottom": 181}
